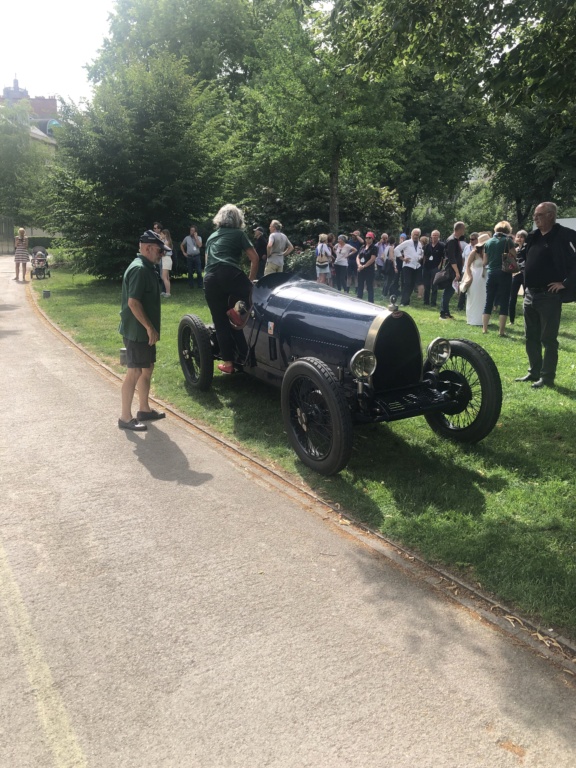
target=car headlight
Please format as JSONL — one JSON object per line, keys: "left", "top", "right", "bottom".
{"left": 350, "top": 349, "right": 377, "bottom": 378}
{"left": 427, "top": 337, "right": 451, "bottom": 367}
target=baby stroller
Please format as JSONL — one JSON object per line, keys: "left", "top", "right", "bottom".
{"left": 30, "top": 247, "right": 51, "bottom": 280}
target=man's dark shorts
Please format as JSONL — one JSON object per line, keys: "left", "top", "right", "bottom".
{"left": 123, "top": 337, "right": 156, "bottom": 368}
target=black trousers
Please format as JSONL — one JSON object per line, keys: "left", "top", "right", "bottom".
{"left": 509, "top": 271, "right": 524, "bottom": 323}
{"left": 423, "top": 268, "right": 438, "bottom": 305}
{"left": 523, "top": 289, "right": 563, "bottom": 382}
{"left": 334, "top": 264, "right": 348, "bottom": 291}
{"left": 401, "top": 267, "right": 417, "bottom": 305}
{"left": 357, "top": 268, "right": 375, "bottom": 302}
{"left": 204, "top": 265, "right": 252, "bottom": 362}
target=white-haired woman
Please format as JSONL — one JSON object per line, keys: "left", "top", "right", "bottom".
{"left": 14, "top": 228, "right": 30, "bottom": 281}
{"left": 204, "top": 204, "right": 260, "bottom": 374}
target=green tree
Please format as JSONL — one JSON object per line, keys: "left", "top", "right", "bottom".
{"left": 45, "top": 56, "right": 222, "bottom": 277}
{"left": 0, "top": 101, "right": 52, "bottom": 225}
{"left": 89, "top": 0, "right": 263, "bottom": 93}
{"left": 377, "top": 66, "right": 485, "bottom": 231}
{"left": 333, "top": 0, "right": 576, "bottom": 105}
{"left": 485, "top": 103, "right": 576, "bottom": 229}
{"left": 227, "top": 6, "right": 404, "bottom": 235}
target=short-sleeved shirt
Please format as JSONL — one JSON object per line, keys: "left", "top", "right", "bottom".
{"left": 334, "top": 243, "right": 356, "bottom": 267}
{"left": 182, "top": 234, "right": 202, "bottom": 255}
{"left": 445, "top": 235, "right": 464, "bottom": 272}
{"left": 253, "top": 235, "right": 267, "bottom": 261}
{"left": 484, "top": 233, "right": 514, "bottom": 272}
{"left": 357, "top": 244, "right": 378, "bottom": 272}
{"left": 267, "top": 231, "right": 291, "bottom": 266}
{"left": 205, "top": 228, "right": 254, "bottom": 274}
{"left": 119, "top": 254, "right": 161, "bottom": 342}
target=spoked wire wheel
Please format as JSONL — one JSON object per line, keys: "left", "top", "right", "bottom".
{"left": 425, "top": 339, "right": 502, "bottom": 443}
{"left": 281, "top": 357, "right": 353, "bottom": 475}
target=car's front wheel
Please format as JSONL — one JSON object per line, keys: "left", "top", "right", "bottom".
{"left": 281, "top": 357, "right": 353, "bottom": 475}
{"left": 178, "top": 314, "right": 214, "bottom": 391}
{"left": 425, "top": 339, "right": 502, "bottom": 443}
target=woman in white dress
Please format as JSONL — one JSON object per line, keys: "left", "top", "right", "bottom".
{"left": 464, "top": 232, "right": 491, "bottom": 326}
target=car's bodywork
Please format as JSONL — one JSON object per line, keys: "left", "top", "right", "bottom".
{"left": 178, "top": 273, "right": 502, "bottom": 474}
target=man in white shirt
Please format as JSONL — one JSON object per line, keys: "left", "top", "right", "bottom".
{"left": 395, "top": 228, "right": 423, "bottom": 306}
{"left": 265, "top": 220, "right": 294, "bottom": 275}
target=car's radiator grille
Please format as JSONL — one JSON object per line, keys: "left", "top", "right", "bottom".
{"left": 372, "top": 313, "right": 423, "bottom": 392}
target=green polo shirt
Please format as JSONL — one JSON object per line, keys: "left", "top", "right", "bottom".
{"left": 119, "top": 254, "right": 161, "bottom": 342}
{"left": 204, "top": 228, "right": 254, "bottom": 274}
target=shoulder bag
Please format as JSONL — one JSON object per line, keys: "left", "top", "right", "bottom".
{"left": 501, "top": 236, "right": 518, "bottom": 273}
{"left": 433, "top": 255, "right": 453, "bottom": 289}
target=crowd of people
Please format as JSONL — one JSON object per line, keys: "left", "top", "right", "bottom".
{"left": 115, "top": 201, "right": 576, "bottom": 427}
{"left": 307, "top": 222, "right": 531, "bottom": 328}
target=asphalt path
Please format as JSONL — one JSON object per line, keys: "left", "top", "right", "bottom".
{"left": 1, "top": 254, "right": 575, "bottom": 768}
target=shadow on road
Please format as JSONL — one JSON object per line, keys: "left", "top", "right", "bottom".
{"left": 124, "top": 426, "right": 213, "bottom": 487}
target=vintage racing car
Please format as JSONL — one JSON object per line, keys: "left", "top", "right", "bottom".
{"left": 178, "top": 273, "right": 502, "bottom": 475}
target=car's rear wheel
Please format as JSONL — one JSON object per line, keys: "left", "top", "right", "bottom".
{"left": 281, "top": 357, "right": 353, "bottom": 475}
{"left": 425, "top": 339, "right": 502, "bottom": 443}
{"left": 178, "top": 314, "right": 214, "bottom": 391}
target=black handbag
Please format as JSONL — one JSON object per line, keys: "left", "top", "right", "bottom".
{"left": 433, "top": 259, "right": 453, "bottom": 289}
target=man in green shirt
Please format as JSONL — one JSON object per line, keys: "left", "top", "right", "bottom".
{"left": 118, "top": 230, "right": 169, "bottom": 431}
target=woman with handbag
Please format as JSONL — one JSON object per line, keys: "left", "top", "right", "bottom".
{"left": 315, "top": 234, "right": 332, "bottom": 284}
{"left": 482, "top": 221, "right": 516, "bottom": 336}
{"left": 463, "top": 232, "right": 490, "bottom": 325}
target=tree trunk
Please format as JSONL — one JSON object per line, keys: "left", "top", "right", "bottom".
{"left": 329, "top": 147, "right": 340, "bottom": 234}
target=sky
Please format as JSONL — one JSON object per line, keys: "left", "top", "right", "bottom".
{"left": 2, "top": 0, "right": 117, "bottom": 104}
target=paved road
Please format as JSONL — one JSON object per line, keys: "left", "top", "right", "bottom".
{"left": 1, "top": 255, "right": 575, "bottom": 768}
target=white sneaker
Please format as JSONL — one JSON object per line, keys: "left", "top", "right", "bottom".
{"left": 161, "top": 293, "right": 171, "bottom": 298}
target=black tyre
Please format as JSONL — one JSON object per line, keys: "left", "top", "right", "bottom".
{"left": 425, "top": 339, "right": 502, "bottom": 443}
{"left": 178, "top": 314, "right": 214, "bottom": 391}
{"left": 281, "top": 357, "right": 353, "bottom": 475}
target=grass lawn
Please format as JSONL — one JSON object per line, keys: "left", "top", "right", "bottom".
{"left": 31, "top": 270, "right": 576, "bottom": 638}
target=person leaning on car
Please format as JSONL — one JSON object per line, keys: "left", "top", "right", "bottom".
{"left": 118, "top": 230, "right": 170, "bottom": 432}
{"left": 204, "top": 204, "right": 260, "bottom": 375}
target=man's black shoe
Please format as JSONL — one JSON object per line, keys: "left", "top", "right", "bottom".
{"left": 531, "top": 378, "right": 553, "bottom": 389}
{"left": 515, "top": 374, "right": 539, "bottom": 382}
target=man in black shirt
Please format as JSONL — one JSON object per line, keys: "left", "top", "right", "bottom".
{"left": 422, "top": 230, "right": 445, "bottom": 306}
{"left": 252, "top": 226, "right": 268, "bottom": 279}
{"left": 440, "top": 222, "right": 465, "bottom": 319}
{"left": 515, "top": 202, "right": 576, "bottom": 389}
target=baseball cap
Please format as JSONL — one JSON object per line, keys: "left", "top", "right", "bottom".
{"left": 254, "top": 226, "right": 265, "bottom": 234}
{"left": 139, "top": 229, "right": 169, "bottom": 250}
{"left": 365, "top": 231, "right": 375, "bottom": 239}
